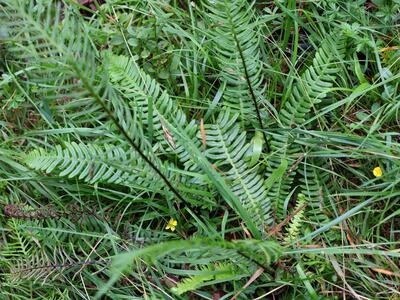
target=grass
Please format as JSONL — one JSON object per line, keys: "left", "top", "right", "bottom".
{"left": 0, "top": 0, "right": 399, "bottom": 299}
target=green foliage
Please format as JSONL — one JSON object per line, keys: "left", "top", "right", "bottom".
{"left": 171, "top": 263, "right": 242, "bottom": 295}
{"left": 106, "top": 53, "right": 199, "bottom": 165}
{"left": 1, "top": 0, "right": 399, "bottom": 299}
{"left": 24, "top": 142, "right": 161, "bottom": 188}
{"left": 103, "top": 238, "right": 282, "bottom": 298}
{"left": 204, "top": 0, "right": 265, "bottom": 119}
{"left": 204, "top": 109, "right": 273, "bottom": 229}
{"left": 267, "top": 35, "right": 347, "bottom": 220}
{"left": 284, "top": 193, "right": 306, "bottom": 243}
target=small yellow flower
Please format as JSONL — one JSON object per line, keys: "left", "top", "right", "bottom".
{"left": 166, "top": 218, "right": 177, "bottom": 231}
{"left": 373, "top": 166, "right": 383, "bottom": 177}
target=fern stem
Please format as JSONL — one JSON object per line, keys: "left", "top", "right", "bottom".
{"left": 74, "top": 68, "right": 187, "bottom": 204}
{"left": 226, "top": 2, "right": 270, "bottom": 152}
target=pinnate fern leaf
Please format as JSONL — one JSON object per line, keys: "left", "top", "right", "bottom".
{"left": 267, "top": 35, "right": 347, "bottom": 221}
{"left": 205, "top": 0, "right": 265, "bottom": 119}
{"left": 107, "top": 54, "right": 200, "bottom": 170}
{"left": 205, "top": 109, "right": 273, "bottom": 230}
{"left": 24, "top": 142, "right": 160, "bottom": 188}
{"left": 172, "top": 263, "right": 242, "bottom": 295}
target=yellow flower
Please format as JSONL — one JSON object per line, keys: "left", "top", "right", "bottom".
{"left": 166, "top": 218, "right": 177, "bottom": 231}
{"left": 373, "top": 166, "right": 383, "bottom": 177}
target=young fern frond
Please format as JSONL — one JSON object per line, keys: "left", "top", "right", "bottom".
{"left": 266, "top": 35, "right": 347, "bottom": 221}
{"left": 204, "top": 109, "right": 273, "bottom": 230}
{"left": 284, "top": 194, "right": 306, "bottom": 244}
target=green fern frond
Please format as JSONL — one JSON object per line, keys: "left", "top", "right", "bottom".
{"left": 284, "top": 194, "right": 306, "bottom": 244}
{"left": 1, "top": 219, "right": 33, "bottom": 260}
{"left": 0, "top": 1, "right": 97, "bottom": 101}
{"left": 204, "top": 109, "right": 273, "bottom": 229}
{"left": 102, "top": 54, "right": 263, "bottom": 236}
{"left": 172, "top": 263, "right": 242, "bottom": 295}
{"left": 279, "top": 36, "right": 347, "bottom": 128}
{"left": 6, "top": 245, "right": 100, "bottom": 284}
{"left": 267, "top": 35, "right": 347, "bottom": 221}
{"left": 205, "top": 0, "right": 265, "bottom": 120}
{"left": 23, "top": 142, "right": 162, "bottom": 189}
{"left": 106, "top": 54, "right": 200, "bottom": 170}
{"left": 111, "top": 238, "right": 282, "bottom": 279}
{"left": 299, "top": 158, "right": 332, "bottom": 225}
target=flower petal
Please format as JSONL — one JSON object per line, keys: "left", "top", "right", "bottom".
{"left": 373, "top": 167, "right": 382, "bottom": 177}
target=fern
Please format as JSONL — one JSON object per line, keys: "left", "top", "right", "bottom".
{"left": 106, "top": 54, "right": 265, "bottom": 236}
{"left": 1, "top": 219, "right": 33, "bottom": 261}
{"left": 299, "top": 158, "right": 332, "bottom": 225}
{"left": 1, "top": 0, "right": 268, "bottom": 237}
{"left": 9, "top": 250, "right": 65, "bottom": 283}
{"left": 7, "top": 244, "right": 104, "bottom": 284}
{"left": 0, "top": 0, "right": 398, "bottom": 298}
{"left": 23, "top": 142, "right": 163, "bottom": 189}
{"left": 171, "top": 263, "right": 242, "bottom": 295}
{"left": 266, "top": 35, "right": 347, "bottom": 221}
{"left": 0, "top": 1, "right": 179, "bottom": 196}
{"left": 204, "top": 109, "right": 273, "bottom": 230}
{"left": 23, "top": 141, "right": 214, "bottom": 201}
{"left": 284, "top": 194, "right": 307, "bottom": 244}
{"left": 106, "top": 54, "right": 200, "bottom": 170}
{"left": 205, "top": 0, "right": 266, "bottom": 126}
{"left": 107, "top": 238, "right": 282, "bottom": 297}
{"left": 0, "top": 0, "right": 97, "bottom": 103}
{"left": 2, "top": 213, "right": 117, "bottom": 292}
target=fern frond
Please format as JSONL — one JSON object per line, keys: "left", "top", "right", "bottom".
{"left": 106, "top": 54, "right": 202, "bottom": 171}
{"left": 112, "top": 238, "right": 282, "bottom": 279}
{"left": 204, "top": 109, "right": 273, "bottom": 230}
{"left": 172, "top": 263, "right": 242, "bottom": 295}
{"left": 7, "top": 245, "right": 102, "bottom": 284}
{"left": 284, "top": 194, "right": 306, "bottom": 244}
{"left": 23, "top": 142, "right": 162, "bottom": 189}
{"left": 1, "top": 219, "right": 33, "bottom": 260}
{"left": 299, "top": 158, "right": 332, "bottom": 225}
{"left": 267, "top": 35, "right": 347, "bottom": 221}
{"left": 0, "top": 1, "right": 97, "bottom": 101}
{"left": 205, "top": 0, "right": 266, "bottom": 122}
